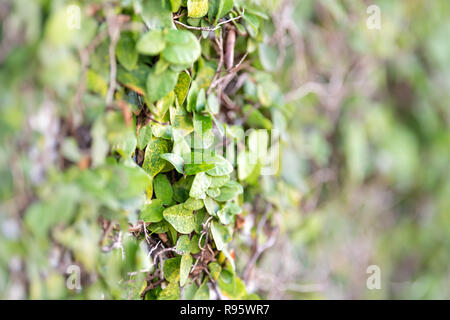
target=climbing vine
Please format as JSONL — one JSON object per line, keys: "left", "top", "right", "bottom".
{"left": 0, "top": 0, "right": 286, "bottom": 299}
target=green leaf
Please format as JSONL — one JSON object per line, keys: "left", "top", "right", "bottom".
{"left": 142, "top": 137, "right": 171, "bottom": 177}
{"left": 206, "top": 187, "right": 220, "bottom": 198}
{"left": 213, "top": 180, "right": 243, "bottom": 202}
{"left": 160, "top": 153, "right": 185, "bottom": 174}
{"left": 194, "top": 208, "right": 207, "bottom": 233}
{"left": 148, "top": 220, "right": 170, "bottom": 234}
{"left": 188, "top": 0, "right": 209, "bottom": 18}
{"left": 184, "top": 163, "right": 215, "bottom": 175}
{"left": 141, "top": 0, "right": 173, "bottom": 29}
{"left": 243, "top": 104, "right": 272, "bottom": 130}
{"left": 194, "top": 279, "right": 210, "bottom": 299}
{"left": 170, "top": 0, "right": 182, "bottom": 12}
{"left": 211, "top": 220, "right": 231, "bottom": 250}
{"left": 208, "top": 174, "right": 230, "bottom": 188}
{"left": 218, "top": 269, "right": 236, "bottom": 297}
{"left": 217, "top": 201, "right": 241, "bottom": 224}
{"left": 183, "top": 197, "right": 204, "bottom": 210}
{"left": 209, "top": 0, "right": 234, "bottom": 23}
{"left": 163, "top": 204, "right": 196, "bottom": 234}
{"left": 195, "top": 88, "right": 206, "bottom": 112}
{"left": 117, "top": 64, "right": 150, "bottom": 95}
{"left": 163, "top": 256, "right": 181, "bottom": 282}
{"left": 186, "top": 80, "right": 199, "bottom": 112}
{"left": 112, "top": 130, "right": 136, "bottom": 158}
{"left": 172, "top": 176, "right": 194, "bottom": 203}
{"left": 189, "top": 172, "right": 211, "bottom": 199}
{"left": 207, "top": 93, "right": 219, "bottom": 114}
{"left": 192, "top": 112, "right": 214, "bottom": 149}
{"left": 174, "top": 71, "right": 191, "bottom": 105}
{"left": 158, "top": 281, "right": 180, "bottom": 300}
{"left": 208, "top": 262, "right": 222, "bottom": 281}
{"left": 163, "top": 30, "right": 201, "bottom": 66}
{"left": 176, "top": 235, "right": 192, "bottom": 253}
{"left": 180, "top": 253, "right": 193, "bottom": 286}
{"left": 140, "top": 199, "right": 164, "bottom": 223}
{"left": 204, "top": 197, "right": 219, "bottom": 216}
{"left": 116, "top": 32, "right": 138, "bottom": 71}
{"left": 206, "top": 155, "right": 233, "bottom": 176}
{"left": 183, "top": 282, "right": 199, "bottom": 299}
{"left": 154, "top": 174, "right": 173, "bottom": 205}
{"left": 136, "top": 30, "right": 165, "bottom": 56}
{"left": 137, "top": 125, "right": 153, "bottom": 150}
{"left": 152, "top": 123, "right": 172, "bottom": 139}
{"left": 146, "top": 67, "right": 178, "bottom": 103}
{"left": 189, "top": 234, "right": 202, "bottom": 254}
{"left": 258, "top": 42, "right": 278, "bottom": 72}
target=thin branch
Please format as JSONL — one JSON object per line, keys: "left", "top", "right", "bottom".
{"left": 174, "top": 10, "right": 244, "bottom": 32}
{"left": 105, "top": 7, "right": 121, "bottom": 106}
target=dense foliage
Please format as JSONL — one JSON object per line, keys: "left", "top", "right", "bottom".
{"left": 0, "top": 0, "right": 286, "bottom": 299}
{"left": 1, "top": 0, "right": 449, "bottom": 300}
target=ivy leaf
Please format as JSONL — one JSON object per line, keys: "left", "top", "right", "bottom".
{"left": 192, "top": 112, "right": 214, "bottom": 149}
{"left": 137, "top": 125, "right": 153, "bottom": 150}
{"left": 194, "top": 208, "right": 207, "bottom": 233}
{"left": 142, "top": 138, "right": 171, "bottom": 177}
{"left": 208, "top": 174, "right": 230, "bottom": 188}
{"left": 147, "top": 67, "right": 178, "bottom": 103}
{"left": 208, "top": 262, "right": 222, "bottom": 281}
{"left": 136, "top": 30, "right": 165, "bottom": 56}
{"left": 183, "top": 282, "right": 199, "bottom": 300}
{"left": 172, "top": 176, "right": 194, "bottom": 203}
{"left": 186, "top": 80, "right": 199, "bottom": 112}
{"left": 188, "top": 0, "right": 209, "bottom": 18}
{"left": 195, "top": 88, "right": 206, "bottom": 112}
{"left": 141, "top": 0, "right": 173, "bottom": 30}
{"left": 243, "top": 104, "right": 272, "bottom": 130}
{"left": 163, "top": 257, "right": 181, "bottom": 283}
{"left": 213, "top": 180, "right": 243, "bottom": 202}
{"left": 194, "top": 279, "right": 210, "bottom": 299}
{"left": 148, "top": 220, "right": 170, "bottom": 234}
{"left": 162, "top": 30, "right": 201, "bottom": 66}
{"left": 117, "top": 64, "right": 150, "bottom": 96}
{"left": 206, "top": 187, "right": 220, "bottom": 198}
{"left": 211, "top": 220, "right": 231, "bottom": 250}
{"left": 217, "top": 201, "right": 241, "bottom": 225}
{"left": 189, "top": 172, "right": 211, "bottom": 199}
{"left": 206, "top": 155, "right": 233, "bottom": 176}
{"left": 170, "top": 0, "right": 182, "bottom": 12}
{"left": 204, "top": 197, "right": 219, "bottom": 216}
{"left": 158, "top": 281, "right": 181, "bottom": 300}
{"left": 116, "top": 32, "right": 138, "bottom": 71}
{"left": 180, "top": 253, "right": 193, "bottom": 286}
{"left": 208, "top": 0, "right": 234, "bottom": 23}
{"left": 154, "top": 174, "right": 173, "bottom": 205}
{"left": 217, "top": 269, "right": 235, "bottom": 297}
{"left": 184, "top": 163, "right": 215, "bottom": 175}
{"left": 140, "top": 199, "right": 164, "bottom": 223}
{"left": 183, "top": 197, "right": 204, "bottom": 210}
{"left": 174, "top": 71, "right": 191, "bottom": 105}
{"left": 207, "top": 93, "right": 219, "bottom": 114}
{"left": 176, "top": 235, "right": 191, "bottom": 253}
{"left": 112, "top": 129, "right": 136, "bottom": 158}
{"left": 160, "top": 153, "right": 185, "bottom": 174}
{"left": 163, "top": 204, "right": 196, "bottom": 234}
{"left": 189, "top": 234, "right": 202, "bottom": 254}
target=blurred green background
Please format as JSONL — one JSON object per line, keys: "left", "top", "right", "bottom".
{"left": 1, "top": 0, "right": 449, "bottom": 299}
